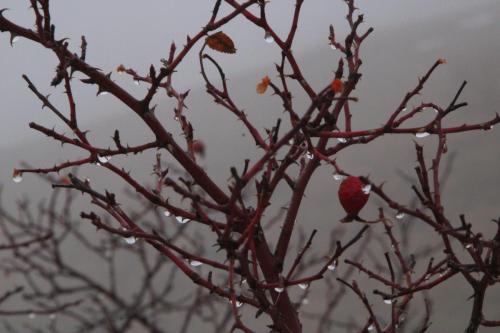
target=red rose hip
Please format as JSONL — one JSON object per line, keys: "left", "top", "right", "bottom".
{"left": 338, "top": 176, "right": 370, "bottom": 222}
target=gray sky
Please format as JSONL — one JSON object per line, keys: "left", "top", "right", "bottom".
{"left": 1, "top": 1, "right": 500, "bottom": 331}
{"left": 0, "top": 0, "right": 496, "bottom": 148}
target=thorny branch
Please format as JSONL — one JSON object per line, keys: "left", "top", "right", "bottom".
{"left": 0, "top": 0, "right": 499, "bottom": 332}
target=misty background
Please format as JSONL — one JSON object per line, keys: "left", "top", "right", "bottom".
{"left": 1, "top": 0, "right": 499, "bottom": 332}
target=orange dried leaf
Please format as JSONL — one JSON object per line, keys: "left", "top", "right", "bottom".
{"left": 206, "top": 31, "right": 237, "bottom": 54}
{"left": 438, "top": 58, "right": 447, "bottom": 64}
{"left": 116, "top": 64, "right": 126, "bottom": 73}
{"left": 331, "top": 79, "right": 344, "bottom": 93}
{"left": 256, "top": 76, "right": 271, "bottom": 94}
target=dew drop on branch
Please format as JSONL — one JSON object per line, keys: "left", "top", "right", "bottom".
{"left": 124, "top": 236, "right": 137, "bottom": 245}
{"left": 302, "top": 298, "right": 309, "bottom": 305}
{"left": 49, "top": 313, "right": 57, "bottom": 320}
{"left": 189, "top": 260, "right": 203, "bottom": 267}
{"left": 395, "top": 211, "right": 405, "bottom": 219}
{"left": 121, "top": 228, "right": 136, "bottom": 245}
{"left": 330, "top": 43, "right": 337, "bottom": 50}
{"left": 367, "top": 324, "right": 375, "bottom": 331}
{"left": 337, "top": 137, "right": 347, "bottom": 143}
{"left": 306, "top": 152, "right": 314, "bottom": 160}
{"left": 97, "top": 91, "right": 109, "bottom": 96}
{"left": 333, "top": 173, "right": 347, "bottom": 181}
{"left": 176, "top": 216, "right": 190, "bottom": 224}
{"left": 12, "top": 169, "right": 23, "bottom": 183}
{"left": 97, "top": 154, "right": 111, "bottom": 164}
{"left": 415, "top": 132, "right": 430, "bottom": 138}
{"left": 274, "top": 287, "right": 285, "bottom": 293}
{"left": 383, "top": 298, "right": 394, "bottom": 305}
{"left": 133, "top": 79, "right": 140, "bottom": 85}
{"left": 401, "top": 107, "right": 407, "bottom": 112}
{"left": 362, "top": 184, "right": 372, "bottom": 194}
{"left": 298, "top": 283, "right": 309, "bottom": 290}
{"left": 264, "top": 31, "right": 274, "bottom": 44}
{"left": 164, "top": 210, "right": 171, "bottom": 217}
{"left": 28, "top": 312, "right": 36, "bottom": 320}
{"left": 236, "top": 301, "right": 243, "bottom": 308}
{"left": 10, "top": 35, "right": 20, "bottom": 46}
{"left": 327, "top": 261, "right": 337, "bottom": 271}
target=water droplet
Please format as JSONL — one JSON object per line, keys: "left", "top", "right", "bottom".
{"left": 424, "top": 274, "right": 430, "bottom": 281}
{"left": 288, "top": 138, "right": 295, "bottom": 145}
{"left": 236, "top": 301, "right": 243, "bottom": 308}
{"left": 133, "top": 79, "right": 140, "bottom": 85}
{"left": 174, "top": 115, "right": 179, "bottom": 121}
{"left": 489, "top": 125, "right": 494, "bottom": 129}
{"left": 362, "top": 184, "right": 372, "bottom": 194}
{"left": 383, "top": 298, "right": 394, "bottom": 305}
{"left": 367, "top": 324, "right": 375, "bottom": 331}
{"left": 333, "top": 173, "right": 346, "bottom": 181}
{"left": 330, "top": 43, "right": 337, "bottom": 50}
{"left": 49, "top": 313, "right": 57, "bottom": 320}
{"left": 12, "top": 169, "right": 23, "bottom": 183}
{"left": 337, "top": 137, "right": 347, "bottom": 143}
{"left": 298, "top": 283, "right": 309, "bottom": 290}
{"left": 306, "top": 152, "right": 314, "bottom": 160}
{"left": 432, "top": 108, "right": 439, "bottom": 113}
{"left": 163, "top": 210, "right": 171, "bottom": 217}
{"left": 11, "top": 36, "right": 20, "bottom": 45}
{"left": 176, "top": 216, "right": 190, "bottom": 224}
{"left": 327, "top": 261, "right": 337, "bottom": 271}
{"left": 97, "top": 154, "right": 111, "bottom": 164}
{"left": 465, "top": 243, "right": 473, "bottom": 249}
{"left": 124, "top": 236, "right": 137, "bottom": 245}
{"left": 274, "top": 287, "right": 285, "bottom": 293}
{"left": 401, "top": 107, "right": 407, "bottom": 112}
{"left": 190, "top": 260, "right": 203, "bottom": 267}
{"left": 97, "top": 91, "right": 109, "bottom": 96}
{"left": 415, "top": 132, "right": 430, "bottom": 138}
{"left": 28, "top": 312, "right": 36, "bottom": 320}
{"left": 264, "top": 31, "right": 274, "bottom": 44}
{"left": 396, "top": 211, "right": 405, "bottom": 219}
{"left": 302, "top": 298, "right": 309, "bottom": 305}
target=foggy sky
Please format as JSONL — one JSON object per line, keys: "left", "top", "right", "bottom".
{"left": 1, "top": 1, "right": 499, "bottom": 332}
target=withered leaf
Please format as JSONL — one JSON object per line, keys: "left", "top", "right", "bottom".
{"left": 206, "top": 31, "right": 236, "bottom": 54}
{"left": 256, "top": 76, "right": 271, "bottom": 94}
